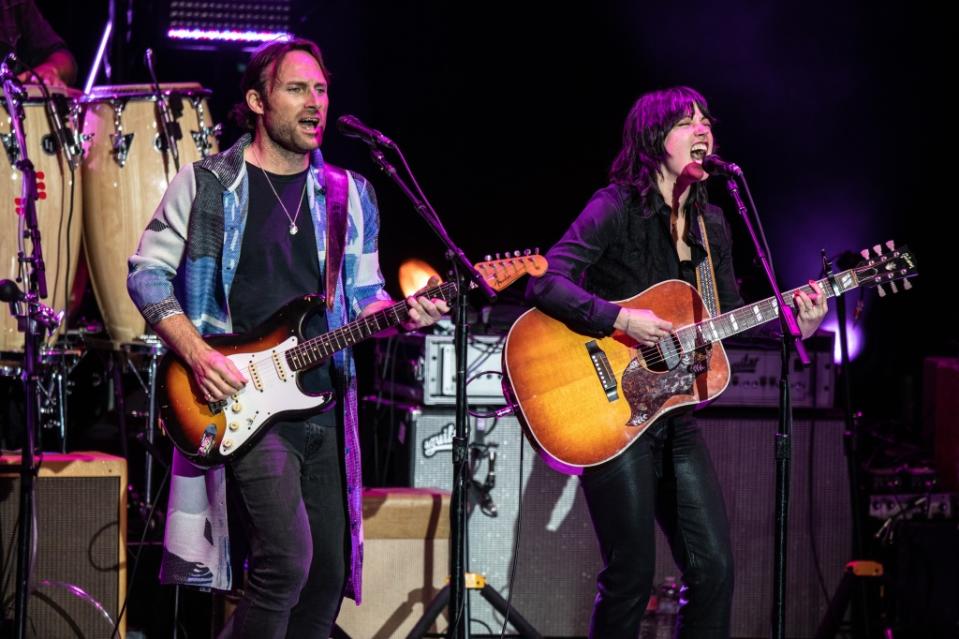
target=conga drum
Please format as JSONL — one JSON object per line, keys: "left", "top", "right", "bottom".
{"left": 80, "top": 83, "right": 218, "bottom": 344}
{"left": 0, "top": 86, "right": 84, "bottom": 353}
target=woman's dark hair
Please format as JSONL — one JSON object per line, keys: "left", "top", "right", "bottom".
{"left": 609, "top": 86, "right": 715, "bottom": 213}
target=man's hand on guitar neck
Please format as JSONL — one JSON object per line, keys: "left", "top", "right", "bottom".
{"left": 154, "top": 313, "right": 247, "bottom": 402}
{"left": 614, "top": 307, "right": 673, "bottom": 347}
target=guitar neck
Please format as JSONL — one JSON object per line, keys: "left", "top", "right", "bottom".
{"left": 286, "top": 281, "right": 458, "bottom": 371}
{"left": 675, "top": 268, "right": 858, "bottom": 351}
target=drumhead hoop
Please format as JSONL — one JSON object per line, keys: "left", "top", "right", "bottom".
{"left": 81, "top": 83, "right": 212, "bottom": 103}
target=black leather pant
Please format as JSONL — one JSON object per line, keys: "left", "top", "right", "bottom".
{"left": 580, "top": 415, "right": 733, "bottom": 639}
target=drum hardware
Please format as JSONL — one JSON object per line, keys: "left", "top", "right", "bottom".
{"left": 80, "top": 83, "right": 217, "bottom": 344}
{"left": 36, "top": 344, "right": 84, "bottom": 452}
{"left": 189, "top": 95, "right": 221, "bottom": 157}
{"left": 108, "top": 98, "right": 134, "bottom": 167}
{"left": 1, "top": 82, "right": 84, "bottom": 353}
{"left": 120, "top": 337, "right": 166, "bottom": 517}
{"left": 145, "top": 48, "right": 181, "bottom": 171}
{"left": 1, "top": 131, "right": 21, "bottom": 164}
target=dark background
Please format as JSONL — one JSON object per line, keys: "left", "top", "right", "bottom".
{"left": 39, "top": 0, "right": 951, "bottom": 434}
{"left": 9, "top": 2, "right": 954, "bottom": 636}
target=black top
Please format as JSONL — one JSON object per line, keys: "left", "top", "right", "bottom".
{"left": 527, "top": 184, "right": 745, "bottom": 337}
{"left": 0, "top": 0, "right": 70, "bottom": 69}
{"left": 229, "top": 162, "right": 334, "bottom": 402}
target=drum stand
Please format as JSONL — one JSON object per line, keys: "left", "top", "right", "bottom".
{"left": 36, "top": 341, "right": 84, "bottom": 452}
{"left": 114, "top": 336, "right": 167, "bottom": 527}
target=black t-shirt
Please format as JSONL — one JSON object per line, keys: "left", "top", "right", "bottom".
{"left": 0, "top": 0, "right": 70, "bottom": 69}
{"left": 228, "top": 162, "right": 335, "bottom": 407}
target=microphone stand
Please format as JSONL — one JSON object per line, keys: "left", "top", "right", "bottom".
{"left": 358, "top": 135, "right": 538, "bottom": 638}
{"left": 721, "top": 171, "right": 807, "bottom": 639}
{"left": 1, "top": 56, "right": 64, "bottom": 639}
{"left": 144, "top": 48, "right": 180, "bottom": 172}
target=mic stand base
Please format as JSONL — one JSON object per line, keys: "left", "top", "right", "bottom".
{"left": 405, "top": 573, "right": 542, "bottom": 639}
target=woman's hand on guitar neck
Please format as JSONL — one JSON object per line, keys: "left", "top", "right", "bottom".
{"left": 614, "top": 307, "right": 673, "bottom": 347}
{"left": 794, "top": 279, "right": 828, "bottom": 340}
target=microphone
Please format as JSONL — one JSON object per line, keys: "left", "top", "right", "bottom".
{"left": 703, "top": 154, "right": 743, "bottom": 177}
{"left": 336, "top": 115, "right": 395, "bottom": 148}
{"left": 0, "top": 53, "right": 24, "bottom": 91}
{"left": 45, "top": 93, "right": 81, "bottom": 169}
{"left": 0, "top": 279, "right": 25, "bottom": 303}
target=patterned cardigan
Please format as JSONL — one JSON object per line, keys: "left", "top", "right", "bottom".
{"left": 127, "top": 134, "right": 390, "bottom": 602}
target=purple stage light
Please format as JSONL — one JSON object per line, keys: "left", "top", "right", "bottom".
{"left": 822, "top": 316, "right": 864, "bottom": 363}
{"left": 167, "top": 28, "right": 291, "bottom": 43}
{"left": 165, "top": 0, "right": 292, "bottom": 48}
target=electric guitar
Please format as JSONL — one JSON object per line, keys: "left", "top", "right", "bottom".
{"left": 503, "top": 242, "right": 917, "bottom": 474}
{"left": 159, "top": 253, "right": 547, "bottom": 466}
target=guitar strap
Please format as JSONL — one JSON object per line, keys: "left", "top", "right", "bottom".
{"left": 323, "top": 164, "right": 349, "bottom": 310}
{"left": 695, "top": 213, "right": 722, "bottom": 317}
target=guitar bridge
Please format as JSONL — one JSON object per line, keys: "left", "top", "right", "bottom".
{"left": 585, "top": 340, "right": 618, "bottom": 402}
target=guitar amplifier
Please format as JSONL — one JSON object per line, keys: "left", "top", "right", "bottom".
{"left": 396, "top": 405, "right": 600, "bottom": 637}
{"left": 712, "top": 335, "right": 836, "bottom": 409}
{"left": 0, "top": 452, "right": 127, "bottom": 638}
{"left": 368, "top": 402, "right": 852, "bottom": 639}
{"left": 373, "top": 333, "right": 508, "bottom": 405}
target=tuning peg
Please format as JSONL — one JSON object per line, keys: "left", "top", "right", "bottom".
{"left": 873, "top": 244, "right": 883, "bottom": 256}
{"left": 885, "top": 240, "right": 896, "bottom": 251}
{"left": 889, "top": 281, "right": 899, "bottom": 294}
{"left": 484, "top": 254, "right": 491, "bottom": 262}
{"left": 903, "top": 279, "right": 912, "bottom": 290}
{"left": 860, "top": 249, "right": 870, "bottom": 260}
{"left": 523, "top": 249, "right": 531, "bottom": 256}
{"left": 876, "top": 284, "right": 886, "bottom": 297}
{"left": 513, "top": 250, "right": 521, "bottom": 257}
{"left": 495, "top": 252, "right": 501, "bottom": 260}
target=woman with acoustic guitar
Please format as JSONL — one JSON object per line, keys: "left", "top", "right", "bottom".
{"left": 525, "top": 86, "right": 827, "bottom": 638}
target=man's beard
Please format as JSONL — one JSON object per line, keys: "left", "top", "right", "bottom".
{"left": 263, "top": 113, "right": 323, "bottom": 156}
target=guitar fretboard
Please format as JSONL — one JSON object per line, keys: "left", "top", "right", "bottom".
{"left": 674, "top": 268, "right": 859, "bottom": 352}
{"left": 284, "top": 281, "right": 457, "bottom": 372}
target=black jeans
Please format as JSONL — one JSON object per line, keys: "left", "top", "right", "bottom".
{"left": 580, "top": 415, "right": 733, "bottom": 639}
{"left": 219, "top": 420, "right": 347, "bottom": 639}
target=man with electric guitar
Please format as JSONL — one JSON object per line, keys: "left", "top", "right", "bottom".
{"left": 523, "top": 87, "right": 828, "bottom": 638}
{"left": 127, "top": 39, "right": 448, "bottom": 638}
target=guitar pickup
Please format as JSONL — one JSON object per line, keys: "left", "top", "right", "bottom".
{"left": 585, "top": 340, "right": 618, "bottom": 402}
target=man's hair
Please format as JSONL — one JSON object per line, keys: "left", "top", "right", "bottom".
{"left": 609, "top": 86, "right": 715, "bottom": 205}
{"left": 229, "top": 37, "right": 331, "bottom": 131}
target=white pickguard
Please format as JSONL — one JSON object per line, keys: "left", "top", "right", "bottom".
{"left": 216, "top": 336, "right": 332, "bottom": 458}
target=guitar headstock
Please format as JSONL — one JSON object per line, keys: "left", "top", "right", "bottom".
{"left": 853, "top": 240, "right": 918, "bottom": 296}
{"left": 475, "top": 249, "right": 549, "bottom": 292}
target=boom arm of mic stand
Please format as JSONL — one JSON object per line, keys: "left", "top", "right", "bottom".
{"left": 723, "top": 176, "right": 808, "bottom": 364}
{"left": 367, "top": 147, "right": 496, "bottom": 301}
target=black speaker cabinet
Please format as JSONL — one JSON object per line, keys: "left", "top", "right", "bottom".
{"left": 1, "top": 452, "right": 127, "bottom": 638}
{"left": 396, "top": 405, "right": 850, "bottom": 638}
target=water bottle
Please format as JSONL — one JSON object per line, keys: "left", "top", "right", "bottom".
{"left": 654, "top": 576, "right": 681, "bottom": 639}
{"left": 638, "top": 592, "right": 659, "bottom": 639}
